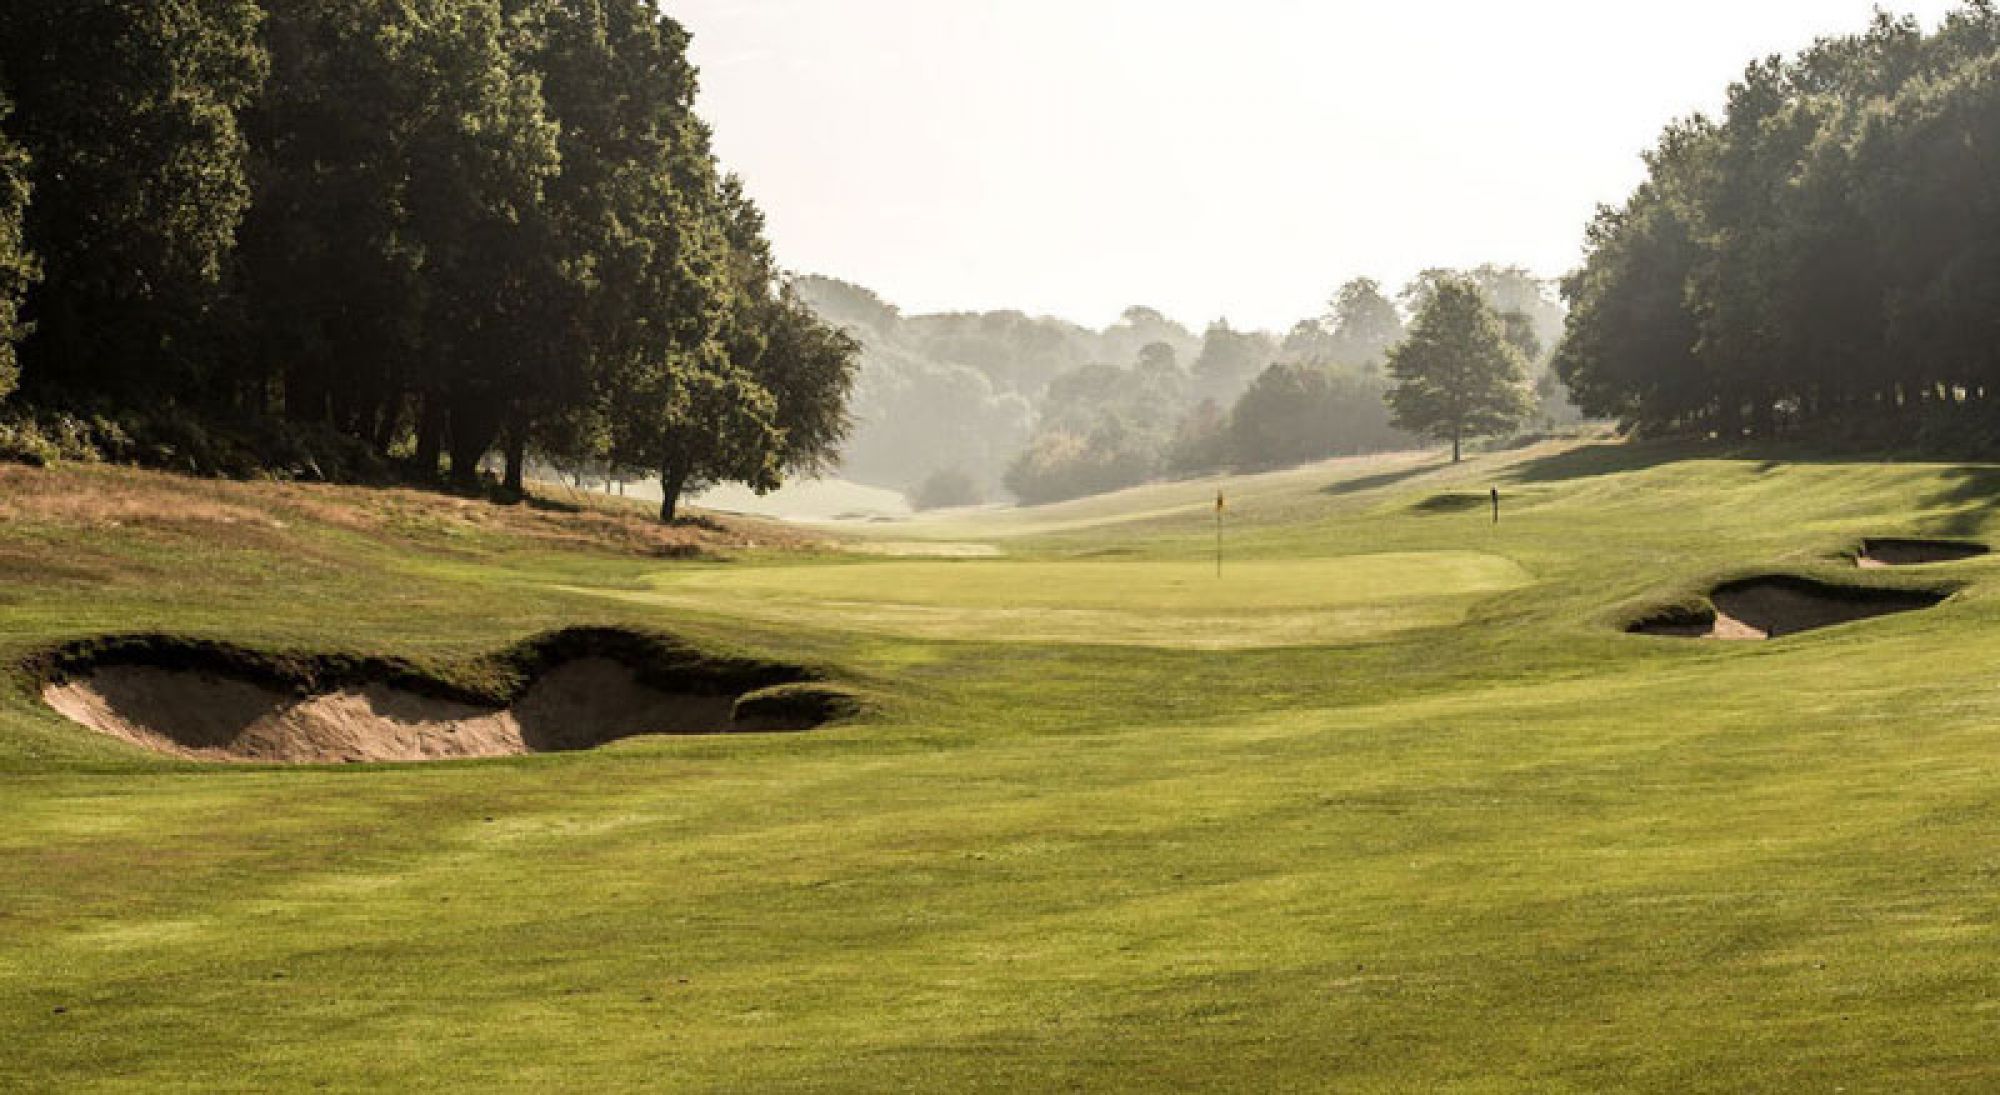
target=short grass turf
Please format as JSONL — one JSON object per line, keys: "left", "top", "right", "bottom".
{"left": 6, "top": 442, "right": 2000, "bottom": 1090}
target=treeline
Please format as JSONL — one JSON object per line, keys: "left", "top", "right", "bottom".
{"left": 801, "top": 269, "right": 1572, "bottom": 510}
{"left": 1558, "top": 3, "right": 2000, "bottom": 445}
{"left": 795, "top": 277, "right": 1202, "bottom": 502}
{"left": 1001, "top": 269, "right": 1573, "bottom": 506}
{"left": 0, "top": 1, "right": 856, "bottom": 519}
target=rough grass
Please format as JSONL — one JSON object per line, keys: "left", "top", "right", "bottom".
{"left": 6, "top": 442, "right": 2000, "bottom": 1090}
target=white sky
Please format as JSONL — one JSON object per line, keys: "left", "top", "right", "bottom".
{"left": 674, "top": 1, "right": 1963, "bottom": 331}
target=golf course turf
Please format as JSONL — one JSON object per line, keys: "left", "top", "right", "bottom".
{"left": 6, "top": 440, "right": 2000, "bottom": 1090}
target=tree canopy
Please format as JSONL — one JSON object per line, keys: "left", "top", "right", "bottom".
{"left": 1385, "top": 278, "right": 1533, "bottom": 463}
{"left": 0, "top": 89, "right": 32, "bottom": 402}
{"left": 0, "top": 0, "right": 858, "bottom": 518}
{"left": 1556, "top": 4, "right": 2000, "bottom": 444}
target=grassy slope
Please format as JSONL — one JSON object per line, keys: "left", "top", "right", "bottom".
{"left": 5, "top": 443, "right": 2000, "bottom": 1090}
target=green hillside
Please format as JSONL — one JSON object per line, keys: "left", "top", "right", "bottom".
{"left": 5, "top": 442, "right": 2000, "bottom": 1090}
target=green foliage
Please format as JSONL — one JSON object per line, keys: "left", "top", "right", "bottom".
{"left": 0, "top": 0, "right": 265, "bottom": 402}
{"left": 0, "top": 0, "right": 857, "bottom": 518}
{"left": 1228, "top": 362, "right": 1410, "bottom": 471}
{"left": 1557, "top": 5, "right": 2000, "bottom": 441}
{"left": 1385, "top": 278, "right": 1533, "bottom": 462}
{"left": 1003, "top": 354, "right": 1192, "bottom": 504}
{"left": 1283, "top": 277, "right": 1407, "bottom": 369}
{"left": 1190, "top": 319, "right": 1276, "bottom": 403}
{"left": 1003, "top": 426, "right": 1157, "bottom": 506}
{"left": 795, "top": 276, "right": 1182, "bottom": 494}
{"left": 908, "top": 466, "right": 983, "bottom": 511}
{"left": 0, "top": 411, "right": 107, "bottom": 467}
{"left": 0, "top": 89, "right": 31, "bottom": 403}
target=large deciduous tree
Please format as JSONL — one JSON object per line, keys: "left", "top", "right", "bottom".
{"left": 0, "top": 0, "right": 265, "bottom": 405}
{"left": 1384, "top": 278, "right": 1532, "bottom": 463}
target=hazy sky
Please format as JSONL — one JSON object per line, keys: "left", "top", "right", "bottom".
{"left": 675, "top": 1, "right": 1962, "bottom": 332}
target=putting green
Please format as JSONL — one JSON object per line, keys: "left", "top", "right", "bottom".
{"left": 588, "top": 552, "right": 1533, "bottom": 648}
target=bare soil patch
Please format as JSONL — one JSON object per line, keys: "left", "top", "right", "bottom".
{"left": 1857, "top": 538, "right": 1988, "bottom": 568}
{"left": 32, "top": 628, "right": 858, "bottom": 764}
{"left": 1630, "top": 576, "right": 1950, "bottom": 641}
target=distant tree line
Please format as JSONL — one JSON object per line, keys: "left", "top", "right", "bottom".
{"left": 801, "top": 269, "right": 1576, "bottom": 510}
{"left": 1558, "top": 3, "right": 2000, "bottom": 445}
{"left": 0, "top": 1, "right": 857, "bottom": 520}
{"left": 998, "top": 270, "right": 1568, "bottom": 505}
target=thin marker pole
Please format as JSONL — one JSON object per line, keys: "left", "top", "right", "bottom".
{"left": 1215, "top": 489, "right": 1225, "bottom": 578}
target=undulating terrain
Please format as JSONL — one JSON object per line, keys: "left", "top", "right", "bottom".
{"left": 5, "top": 441, "right": 2000, "bottom": 1091}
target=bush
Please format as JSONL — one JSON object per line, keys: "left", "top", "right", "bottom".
{"left": 908, "top": 467, "right": 983, "bottom": 511}
{"left": 1228, "top": 363, "right": 1411, "bottom": 471}
{"left": 0, "top": 411, "right": 114, "bottom": 467}
{"left": 0, "top": 404, "right": 393, "bottom": 481}
{"left": 1002, "top": 425, "right": 1158, "bottom": 505}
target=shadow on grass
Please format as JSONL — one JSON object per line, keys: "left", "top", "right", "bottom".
{"left": 1503, "top": 437, "right": 2000, "bottom": 537}
{"left": 1924, "top": 467, "right": 2000, "bottom": 537}
{"left": 1320, "top": 462, "right": 1443, "bottom": 497}
{"left": 1504, "top": 438, "right": 2000, "bottom": 485}
{"left": 1503, "top": 440, "right": 1710, "bottom": 484}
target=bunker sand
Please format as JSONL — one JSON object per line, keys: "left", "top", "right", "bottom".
{"left": 43, "top": 658, "right": 777, "bottom": 763}
{"left": 1856, "top": 538, "right": 1989, "bottom": 568}
{"left": 1631, "top": 576, "right": 1950, "bottom": 641}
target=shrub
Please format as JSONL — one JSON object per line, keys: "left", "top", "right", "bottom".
{"left": 909, "top": 467, "right": 983, "bottom": 511}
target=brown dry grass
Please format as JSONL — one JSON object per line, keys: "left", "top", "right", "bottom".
{"left": 0, "top": 463, "right": 825, "bottom": 559}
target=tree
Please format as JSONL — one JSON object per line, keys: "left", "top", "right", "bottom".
{"left": 614, "top": 356, "right": 783, "bottom": 522}
{"left": 238, "top": 0, "right": 426, "bottom": 446}
{"left": 1551, "top": 6, "right": 2000, "bottom": 442}
{"left": 713, "top": 179, "right": 859, "bottom": 485}
{"left": 1553, "top": 123, "right": 1710, "bottom": 433}
{"left": 1326, "top": 277, "right": 1404, "bottom": 367}
{"left": 392, "top": 0, "right": 563, "bottom": 489}
{"left": 1190, "top": 319, "right": 1275, "bottom": 402}
{"left": 0, "top": 89, "right": 33, "bottom": 402}
{"left": 1385, "top": 278, "right": 1532, "bottom": 462}
{"left": 0, "top": 0, "right": 265, "bottom": 405}
{"left": 1229, "top": 362, "right": 1406, "bottom": 470}
{"left": 909, "top": 467, "right": 981, "bottom": 510}
{"left": 1165, "top": 397, "right": 1229, "bottom": 474}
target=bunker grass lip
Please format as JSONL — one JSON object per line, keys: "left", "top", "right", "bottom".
{"left": 1856, "top": 538, "right": 1990, "bottom": 568}
{"left": 29, "top": 627, "right": 862, "bottom": 764}
{"left": 1629, "top": 574, "right": 1954, "bottom": 641}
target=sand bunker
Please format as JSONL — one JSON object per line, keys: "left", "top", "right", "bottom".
{"left": 37, "top": 629, "right": 853, "bottom": 763}
{"left": 1630, "top": 576, "right": 1950, "bottom": 641}
{"left": 1857, "top": 538, "right": 1989, "bottom": 568}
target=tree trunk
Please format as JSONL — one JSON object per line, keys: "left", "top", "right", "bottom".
{"left": 372, "top": 395, "right": 404, "bottom": 455}
{"left": 413, "top": 394, "right": 446, "bottom": 480}
{"left": 447, "top": 397, "right": 503, "bottom": 493}
{"left": 659, "top": 466, "right": 687, "bottom": 523}
{"left": 502, "top": 430, "right": 527, "bottom": 500}
{"left": 1451, "top": 426, "right": 1461, "bottom": 464}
